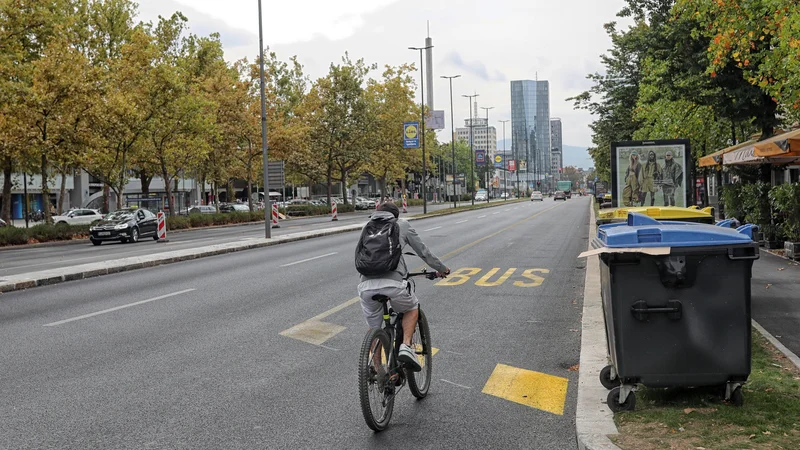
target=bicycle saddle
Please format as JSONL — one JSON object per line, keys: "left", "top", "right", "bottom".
{"left": 371, "top": 294, "right": 390, "bottom": 302}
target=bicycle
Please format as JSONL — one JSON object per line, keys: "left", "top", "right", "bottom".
{"left": 358, "top": 268, "right": 440, "bottom": 431}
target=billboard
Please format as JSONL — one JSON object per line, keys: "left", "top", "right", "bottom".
{"left": 426, "top": 110, "right": 445, "bottom": 130}
{"left": 403, "top": 122, "right": 420, "bottom": 149}
{"left": 493, "top": 154, "right": 504, "bottom": 169}
{"left": 476, "top": 150, "right": 486, "bottom": 165}
{"left": 507, "top": 159, "right": 516, "bottom": 171}
{"left": 611, "top": 139, "right": 691, "bottom": 208}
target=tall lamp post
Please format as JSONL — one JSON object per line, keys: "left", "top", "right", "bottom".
{"left": 499, "top": 119, "right": 509, "bottom": 201}
{"left": 480, "top": 106, "right": 493, "bottom": 203}
{"left": 257, "top": 0, "right": 271, "bottom": 238}
{"left": 462, "top": 93, "right": 479, "bottom": 205}
{"left": 409, "top": 45, "right": 433, "bottom": 214}
{"left": 441, "top": 74, "right": 460, "bottom": 209}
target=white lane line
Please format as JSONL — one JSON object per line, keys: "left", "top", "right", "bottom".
{"left": 455, "top": 220, "right": 468, "bottom": 224}
{"left": 492, "top": 212, "right": 500, "bottom": 215}
{"left": 440, "top": 379, "right": 472, "bottom": 389}
{"left": 280, "top": 252, "right": 338, "bottom": 267}
{"left": 478, "top": 215, "right": 487, "bottom": 219}
{"left": 43, "top": 289, "right": 196, "bottom": 327}
{"left": 423, "top": 226, "right": 442, "bottom": 232}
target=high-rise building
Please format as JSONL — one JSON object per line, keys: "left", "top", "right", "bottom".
{"left": 550, "top": 118, "right": 563, "bottom": 180}
{"left": 456, "top": 101, "right": 497, "bottom": 154}
{"left": 510, "top": 80, "right": 550, "bottom": 188}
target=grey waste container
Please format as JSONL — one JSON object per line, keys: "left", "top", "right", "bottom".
{"left": 596, "top": 212, "right": 759, "bottom": 412}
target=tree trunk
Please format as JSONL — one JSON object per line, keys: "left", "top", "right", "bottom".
{"left": 41, "top": 153, "right": 51, "bottom": 223}
{"left": 140, "top": 171, "right": 153, "bottom": 197}
{"left": 119, "top": 149, "right": 127, "bottom": 207}
{"left": 2, "top": 156, "right": 12, "bottom": 222}
{"left": 380, "top": 175, "right": 386, "bottom": 199}
{"left": 247, "top": 159, "right": 253, "bottom": 212}
{"left": 341, "top": 170, "right": 349, "bottom": 205}
{"left": 326, "top": 165, "right": 333, "bottom": 207}
{"left": 213, "top": 182, "right": 219, "bottom": 212}
{"left": 226, "top": 178, "right": 234, "bottom": 204}
{"left": 160, "top": 158, "right": 174, "bottom": 217}
{"left": 57, "top": 163, "right": 68, "bottom": 215}
{"left": 102, "top": 184, "right": 110, "bottom": 213}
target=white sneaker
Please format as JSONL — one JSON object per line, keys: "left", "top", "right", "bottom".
{"left": 398, "top": 343, "right": 422, "bottom": 372}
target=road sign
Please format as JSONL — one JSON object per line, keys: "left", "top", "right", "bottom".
{"left": 403, "top": 122, "right": 420, "bottom": 148}
{"left": 494, "top": 154, "right": 504, "bottom": 169}
{"left": 427, "top": 110, "right": 445, "bottom": 130}
{"left": 267, "top": 160, "right": 285, "bottom": 188}
{"left": 476, "top": 150, "right": 486, "bottom": 165}
{"left": 507, "top": 159, "right": 516, "bottom": 172}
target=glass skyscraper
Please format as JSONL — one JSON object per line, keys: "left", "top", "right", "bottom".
{"left": 510, "top": 80, "right": 550, "bottom": 188}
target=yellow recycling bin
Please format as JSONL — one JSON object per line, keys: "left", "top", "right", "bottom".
{"left": 596, "top": 206, "right": 715, "bottom": 226}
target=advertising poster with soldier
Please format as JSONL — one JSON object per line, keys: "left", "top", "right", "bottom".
{"left": 610, "top": 140, "right": 690, "bottom": 208}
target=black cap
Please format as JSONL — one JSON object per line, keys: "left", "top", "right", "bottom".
{"left": 378, "top": 202, "right": 400, "bottom": 218}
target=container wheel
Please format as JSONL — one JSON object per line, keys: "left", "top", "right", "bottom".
{"left": 730, "top": 386, "right": 744, "bottom": 407}
{"left": 607, "top": 387, "right": 635, "bottom": 412}
{"left": 599, "top": 365, "right": 620, "bottom": 390}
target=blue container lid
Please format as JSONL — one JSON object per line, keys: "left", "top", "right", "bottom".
{"left": 597, "top": 212, "right": 755, "bottom": 248}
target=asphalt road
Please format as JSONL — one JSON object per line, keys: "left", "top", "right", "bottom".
{"left": 0, "top": 197, "right": 589, "bottom": 449}
{"left": 0, "top": 199, "right": 514, "bottom": 278}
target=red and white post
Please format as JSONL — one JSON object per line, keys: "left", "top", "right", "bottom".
{"left": 156, "top": 211, "right": 168, "bottom": 243}
{"left": 402, "top": 195, "right": 408, "bottom": 214}
{"left": 331, "top": 200, "right": 338, "bottom": 221}
{"left": 271, "top": 203, "right": 280, "bottom": 229}
{"left": 375, "top": 198, "right": 380, "bottom": 209}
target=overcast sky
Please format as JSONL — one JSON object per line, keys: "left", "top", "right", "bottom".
{"left": 137, "top": 0, "right": 628, "bottom": 155}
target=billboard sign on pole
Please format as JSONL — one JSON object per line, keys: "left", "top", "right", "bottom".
{"left": 403, "top": 122, "right": 420, "bottom": 149}
{"left": 476, "top": 150, "right": 486, "bottom": 165}
{"left": 493, "top": 154, "right": 504, "bottom": 169}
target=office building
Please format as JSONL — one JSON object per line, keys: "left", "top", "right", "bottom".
{"left": 510, "top": 80, "right": 550, "bottom": 188}
{"left": 551, "top": 118, "right": 563, "bottom": 180}
{"left": 456, "top": 101, "right": 497, "bottom": 154}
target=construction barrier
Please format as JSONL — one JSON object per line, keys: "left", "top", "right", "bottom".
{"left": 331, "top": 200, "right": 338, "bottom": 221}
{"left": 156, "top": 211, "right": 169, "bottom": 242}
{"left": 375, "top": 198, "right": 380, "bottom": 209}
{"left": 271, "top": 204, "right": 280, "bottom": 229}
{"left": 402, "top": 196, "right": 408, "bottom": 213}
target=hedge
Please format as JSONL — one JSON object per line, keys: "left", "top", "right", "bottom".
{"left": 0, "top": 223, "right": 89, "bottom": 246}
{"left": 724, "top": 181, "right": 800, "bottom": 243}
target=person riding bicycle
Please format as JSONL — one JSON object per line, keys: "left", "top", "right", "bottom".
{"left": 357, "top": 202, "right": 450, "bottom": 371}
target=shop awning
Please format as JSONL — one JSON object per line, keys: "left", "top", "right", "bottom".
{"left": 723, "top": 142, "right": 762, "bottom": 165}
{"left": 698, "top": 139, "right": 758, "bottom": 167}
{"left": 753, "top": 129, "right": 800, "bottom": 164}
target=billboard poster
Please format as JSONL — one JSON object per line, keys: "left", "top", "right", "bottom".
{"left": 611, "top": 139, "right": 691, "bottom": 208}
{"left": 507, "top": 159, "right": 516, "bottom": 171}
{"left": 476, "top": 150, "right": 486, "bottom": 165}
{"left": 403, "top": 122, "right": 420, "bottom": 149}
{"left": 493, "top": 154, "right": 504, "bottom": 169}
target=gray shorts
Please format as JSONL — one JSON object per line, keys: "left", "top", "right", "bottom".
{"left": 358, "top": 280, "right": 419, "bottom": 329}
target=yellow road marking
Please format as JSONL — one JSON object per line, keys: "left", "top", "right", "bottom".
{"left": 475, "top": 268, "right": 516, "bottom": 287}
{"left": 482, "top": 363, "right": 569, "bottom": 416}
{"left": 436, "top": 267, "right": 482, "bottom": 286}
{"left": 283, "top": 202, "right": 566, "bottom": 346}
{"left": 513, "top": 268, "right": 550, "bottom": 287}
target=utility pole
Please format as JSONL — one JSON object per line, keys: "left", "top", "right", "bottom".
{"left": 480, "top": 106, "right": 493, "bottom": 203}
{"left": 441, "top": 75, "right": 460, "bottom": 209}
{"left": 409, "top": 45, "right": 433, "bottom": 214}
{"left": 499, "top": 120, "right": 509, "bottom": 201}
{"left": 258, "top": 0, "right": 271, "bottom": 238}
{"left": 462, "top": 93, "right": 479, "bottom": 205}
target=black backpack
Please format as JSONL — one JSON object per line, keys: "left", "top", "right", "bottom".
{"left": 355, "top": 217, "right": 402, "bottom": 276}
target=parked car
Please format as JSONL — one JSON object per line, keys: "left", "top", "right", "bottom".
{"left": 554, "top": 191, "right": 567, "bottom": 201}
{"left": 355, "top": 197, "right": 374, "bottom": 210}
{"left": 89, "top": 208, "right": 159, "bottom": 245}
{"left": 500, "top": 192, "right": 511, "bottom": 199}
{"left": 220, "top": 204, "right": 250, "bottom": 213}
{"left": 51, "top": 209, "right": 104, "bottom": 226}
{"left": 475, "top": 190, "right": 488, "bottom": 201}
{"left": 530, "top": 191, "right": 543, "bottom": 201}
{"left": 0, "top": 218, "right": 7, "bottom": 227}
{"left": 188, "top": 205, "right": 217, "bottom": 215}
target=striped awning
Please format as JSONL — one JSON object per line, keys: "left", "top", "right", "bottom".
{"left": 753, "top": 129, "right": 800, "bottom": 163}
{"left": 698, "top": 139, "right": 757, "bottom": 167}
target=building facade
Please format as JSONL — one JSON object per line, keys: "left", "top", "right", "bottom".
{"left": 510, "top": 80, "right": 550, "bottom": 189}
{"left": 550, "top": 118, "right": 563, "bottom": 180}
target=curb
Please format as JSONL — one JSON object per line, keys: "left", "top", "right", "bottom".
{"left": 575, "top": 200, "right": 621, "bottom": 450}
{"left": 753, "top": 319, "right": 800, "bottom": 370}
{"left": 0, "top": 199, "right": 522, "bottom": 294}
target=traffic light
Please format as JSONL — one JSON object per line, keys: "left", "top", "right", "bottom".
{"left": 537, "top": 181, "right": 541, "bottom": 186}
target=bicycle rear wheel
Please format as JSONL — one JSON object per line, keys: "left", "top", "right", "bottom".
{"left": 407, "top": 309, "right": 432, "bottom": 398}
{"left": 358, "top": 327, "right": 394, "bottom": 431}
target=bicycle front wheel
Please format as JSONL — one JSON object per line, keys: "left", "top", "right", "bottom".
{"left": 408, "top": 309, "right": 432, "bottom": 398}
{"left": 358, "top": 327, "right": 394, "bottom": 431}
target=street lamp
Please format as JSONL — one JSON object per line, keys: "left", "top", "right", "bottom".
{"left": 257, "top": 0, "right": 271, "bottom": 238}
{"left": 499, "top": 119, "right": 509, "bottom": 201}
{"left": 462, "top": 93, "right": 478, "bottom": 205}
{"left": 480, "top": 106, "right": 493, "bottom": 203}
{"left": 409, "top": 45, "right": 433, "bottom": 214}
{"left": 441, "top": 75, "right": 460, "bottom": 209}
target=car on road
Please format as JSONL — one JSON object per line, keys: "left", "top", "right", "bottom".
{"left": 355, "top": 197, "right": 374, "bottom": 210}
{"left": 188, "top": 205, "right": 217, "bottom": 215}
{"left": 530, "top": 191, "right": 543, "bottom": 201}
{"left": 554, "top": 191, "right": 567, "bottom": 201}
{"left": 220, "top": 204, "right": 251, "bottom": 213}
{"left": 0, "top": 218, "right": 7, "bottom": 227}
{"left": 475, "top": 190, "right": 488, "bottom": 201}
{"left": 500, "top": 192, "right": 512, "bottom": 199}
{"left": 52, "top": 209, "right": 104, "bottom": 226}
{"left": 89, "top": 208, "right": 159, "bottom": 245}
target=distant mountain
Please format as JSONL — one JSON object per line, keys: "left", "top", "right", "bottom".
{"left": 496, "top": 139, "right": 594, "bottom": 170}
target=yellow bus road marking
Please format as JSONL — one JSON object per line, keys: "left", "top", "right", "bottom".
{"left": 482, "top": 363, "right": 569, "bottom": 416}
{"left": 436, "top": 267, "right": 550, "bottom": 287}
{"left": 475, "top": 268, "right": 516, "bottom": 287}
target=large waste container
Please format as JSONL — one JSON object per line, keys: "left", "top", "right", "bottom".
{"left": 596, "top": 212, "right": 759, "bottom": 412}
{"left": 596, "top": 205, "right": 716, "bottom": 226}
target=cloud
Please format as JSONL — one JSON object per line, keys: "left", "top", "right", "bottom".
{"left": 443, "top": 51, "right": 506, "bottom": 82}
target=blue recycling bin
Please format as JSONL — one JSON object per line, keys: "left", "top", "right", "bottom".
{"left": 596, "top": 213, "right": 759, "bottom": 412}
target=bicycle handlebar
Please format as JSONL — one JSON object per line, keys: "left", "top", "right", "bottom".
{"left": 406, "top": 269, "right": 444, "bottom": 280}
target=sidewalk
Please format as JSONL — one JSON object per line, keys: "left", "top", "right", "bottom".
{"left": 751, "top": 250, "right": 800, "bottom": 357}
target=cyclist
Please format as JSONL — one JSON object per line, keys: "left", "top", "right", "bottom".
{"left": 357, "top": 202, "right": 450, "bottom": 371}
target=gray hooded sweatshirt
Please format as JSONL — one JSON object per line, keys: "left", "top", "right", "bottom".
{"left": 359, "top": 211, "right": 448, "bottom": 283}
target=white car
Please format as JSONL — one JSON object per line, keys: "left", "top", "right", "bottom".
{"left": 530, "top": 191, "right": 543, "bottom": 201}
{"left": 52, "top": 209, "right": 104, "bottom": 225}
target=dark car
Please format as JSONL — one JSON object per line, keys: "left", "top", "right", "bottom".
{"left": 554, "top": 191, "right": 567, "bottom": 201}
{"left": 89, "top": 208, "right": 159, "bottom": 245}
